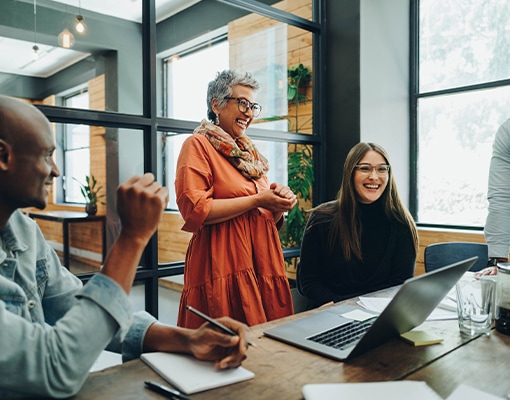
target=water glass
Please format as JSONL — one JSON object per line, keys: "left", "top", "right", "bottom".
{"left": 456, "top": 276, "right": 495, "bottom": 336}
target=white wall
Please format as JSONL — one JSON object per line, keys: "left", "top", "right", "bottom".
{"left": 360, "top": 0, "right": 410, "bottom": 205}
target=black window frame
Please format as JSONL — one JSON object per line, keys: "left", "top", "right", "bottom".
{"left": 409, "top": 0, "right": 507, "bottom": 232}
{"left": 33, "top": 0, "right": 325, "bottom": 318}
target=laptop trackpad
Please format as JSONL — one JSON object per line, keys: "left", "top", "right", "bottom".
{"left": 280, "top": 305, "right": 358, "bottom": 336}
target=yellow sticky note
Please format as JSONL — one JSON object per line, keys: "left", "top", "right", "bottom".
{"left": 400, "top": 330, "right": 443, "bottom": 346}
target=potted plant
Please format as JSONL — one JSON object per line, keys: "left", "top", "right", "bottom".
{"left": 287, "top": 63, "right": 311, "bottom": 105}
{"left": 279, "top": 144, "right": 314, "bottom": 248}
{"left": 75, "top": 175, "right": 105, "bottom": 215}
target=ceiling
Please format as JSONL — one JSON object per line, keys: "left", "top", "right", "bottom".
{"left": 0, "top": 0, "right": 201, "bottom": 79}
{"left": 48, "top": 0, "right": 201, "bottom": 23}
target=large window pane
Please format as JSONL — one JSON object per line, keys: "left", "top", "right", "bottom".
{"left": 229, "top": 14, "right": 313, "bottom": 134}
{"left": 162, "top": 133, "right": 289, "bottom": 211}
{"left": 164, "top": 39, "right": 229, "bottom": 120}
{"left": 161, "top": 3, "right": 313, "bottom": 133}
{"left": 0, "top": 1, "right": 142, "bottom": 114}
{"left": 419, "top": 0, "right": 510, "bottom": 93}
{"left": 34, "top": 122, "right": 111, "bottom": 276}
{"left": 417, "top": 86, "right": 510, "bottom": 226}
{"left": 63, "top": 90, "right": 91, "bottom": 203}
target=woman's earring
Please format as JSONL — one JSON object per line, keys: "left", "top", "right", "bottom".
{"left": 215, "top": 114, "right": 220, "bottom": 125}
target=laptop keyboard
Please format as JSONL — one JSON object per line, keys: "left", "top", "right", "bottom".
{"left": 307, "top": 318, "right": 376, "bottom": 350}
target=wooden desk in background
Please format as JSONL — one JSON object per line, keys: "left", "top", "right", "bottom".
{"left": 75, "top": 287, "right": 510, "bottom": 399}
{"left": 28, "top": 210, "right": 106, "bottom": 269}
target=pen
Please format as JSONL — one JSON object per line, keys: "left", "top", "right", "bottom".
{"left": 144, "top": 380, "right": 191, "bottom": 400}
{"left": 186, "top": 305, "right": 257, "bottom": 347}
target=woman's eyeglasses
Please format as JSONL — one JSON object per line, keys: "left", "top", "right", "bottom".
{"left": 224, "top": 97, "right": 262, "bottom": 118}
{"left": 354, "top": 163, "right": 390, "bottom": 176}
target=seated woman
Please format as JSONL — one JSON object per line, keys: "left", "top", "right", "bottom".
{"left": 298, "top": 142, "right": 418, "bottom": 309}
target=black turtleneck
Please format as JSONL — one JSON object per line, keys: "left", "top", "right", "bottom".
{"left": 298, "top": 199, "right": 416, "bottom": 309}
{"left": 359, "top": 201, "right": 390, "bottom": 267}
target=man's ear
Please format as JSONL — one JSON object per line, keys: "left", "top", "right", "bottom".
{"left": 0, "top": 139, "right": 12, "bottom": 171}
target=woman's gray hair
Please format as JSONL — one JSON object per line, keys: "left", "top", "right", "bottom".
{"left": 207, "top": 69, "right": 260, "bottom": 122}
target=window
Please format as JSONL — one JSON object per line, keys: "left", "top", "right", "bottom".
{"left": 413, "top": 0, "right": 510, "bottom": 227}
{"left": 162, "top": 132, "right": 288, "bottom": 210}
{"left": 161, "top": 30, "right": 291, "bottom": 210}
{"left": 163, "top": 34, "right": 229, "bottom": 121}
{"left": 62, "top": 90, "right": 90, "bottom": 203}
{"left": 160, "top": 8, "right": 317, "bottom": 268}
{"left": 2, "top": 0, "right": 323, "bottom": 316}
{"left": 162, "top": 33, "right": 229, "bottom": 209}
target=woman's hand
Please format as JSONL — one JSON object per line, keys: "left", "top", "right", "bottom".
{"left": 257, "top": 183, "right": 297, "bottom": 213}
{"left": 270, "top": 183, "right": 296, "bottom": 201}
{"left": 475, "top": 266, "right": 498, "bottom": 279}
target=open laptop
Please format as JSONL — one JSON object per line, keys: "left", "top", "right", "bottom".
{"left": 264, "top": 257, "right": 477, "bottom": 361}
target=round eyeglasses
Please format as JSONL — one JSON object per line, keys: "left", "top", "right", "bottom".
{"left": 354, "top": 164, "right": 390, "bottom": 176}
{"left": 224, "top": 97, "right": 262, "bottom": 118}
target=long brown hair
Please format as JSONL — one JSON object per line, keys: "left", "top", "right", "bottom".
{"left": 309, "top": 142, "right": 418, "bottom": 261}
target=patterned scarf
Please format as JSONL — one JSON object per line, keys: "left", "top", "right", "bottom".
{"left": 194, "top": 120, "right": 269, "bottom": 180}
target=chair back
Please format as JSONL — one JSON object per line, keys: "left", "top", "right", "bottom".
{"left": 290, "top": 287, "right": 309, "bottom": 313}
{"left": 424, "top": 241, "right": 488, "bottom": 273}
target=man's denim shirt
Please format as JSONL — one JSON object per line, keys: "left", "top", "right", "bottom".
{"left": 0, "top": 210, "right": 156, "bottom": 398}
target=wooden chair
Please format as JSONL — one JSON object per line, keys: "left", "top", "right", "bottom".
{"left": 424, "top": 242, "right": 488, "bottom": 273}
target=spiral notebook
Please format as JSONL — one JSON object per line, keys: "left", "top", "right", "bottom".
{"left": 141, "top": 352, "right": 255, "bottom": 394}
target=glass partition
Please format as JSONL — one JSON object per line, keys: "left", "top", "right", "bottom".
{"left": 157, "top": 135, "right": 315, "bottom": 268}
{"left": 0, "top": 0, "right": 143, "bottom": 114}
{"left": 22, "top": 121, "right": 146, "bottom": 276}
{"left": 2, "top": 0, "right": 322, "bottom": 316}
{"left": 229, "top": 12, "right": 313, "bottom": 134}
{"left": 159, "top": 0, "right": 313, "bottom": 134}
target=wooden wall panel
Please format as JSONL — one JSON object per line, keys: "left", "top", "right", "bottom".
{"left": 158, "top": 213, "right": 192, "bottom": 263}
{"left": 89, "top": 74, "right": 107, "bottom": 216}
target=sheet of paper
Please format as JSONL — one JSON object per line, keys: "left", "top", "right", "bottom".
{"left": 357, "top": 297, "right": 458, "bottom": 320}
{"left": 445, "top": 384, "right": 504, "bottom": 400}
{"left": 141, "top": 352, "right": 254, "bottom": 395}
{"left": 302, "top": 381, "right": 442, "bottom": 400}
{"left": 89, "top": 350, "right": 122, "bottom": 372}
{"left": 341, "top": 309, "right": 376, "bottom": 321}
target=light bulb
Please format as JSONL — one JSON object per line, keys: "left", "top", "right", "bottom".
{"left": 75, "top": 15, "right": 86, "bottom": 34}
{"left": 58, "top": 28, "right": 75, "bottom": 48}
{"left": 32, "top": 44, "right": 39, "bottom": 60}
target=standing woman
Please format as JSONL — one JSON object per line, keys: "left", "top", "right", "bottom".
{"left": 298, "top": 142, "right": 418, "bottom": 309}
{"left": 175, "top": 70, "right": 297, "bottom": 328}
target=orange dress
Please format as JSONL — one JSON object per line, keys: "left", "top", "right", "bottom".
{"left": 175, "top": 134, "right": 293, "bottom": 328}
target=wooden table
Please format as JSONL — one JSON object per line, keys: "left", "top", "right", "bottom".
{"left": 406, "top": 329, "right": 510, "bottom": 398}
{"left": 28, "top": 210, "right": 106, "bottom": 269}
{"left": 75, "top": 288, "right": 510, "bottom": 399}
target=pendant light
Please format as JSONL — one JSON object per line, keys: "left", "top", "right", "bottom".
{"left": 32, "top": 0, "right": 39, "bottom": 60}
{"left": 58, "top": 28, "right": 75, "bottom": 49}
{"left": 75, "top": 0, "right": 86, "bottom": 34}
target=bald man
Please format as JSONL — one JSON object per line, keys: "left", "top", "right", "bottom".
{"left": 0, "top": 96, "right": 249, "bottom": 398}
